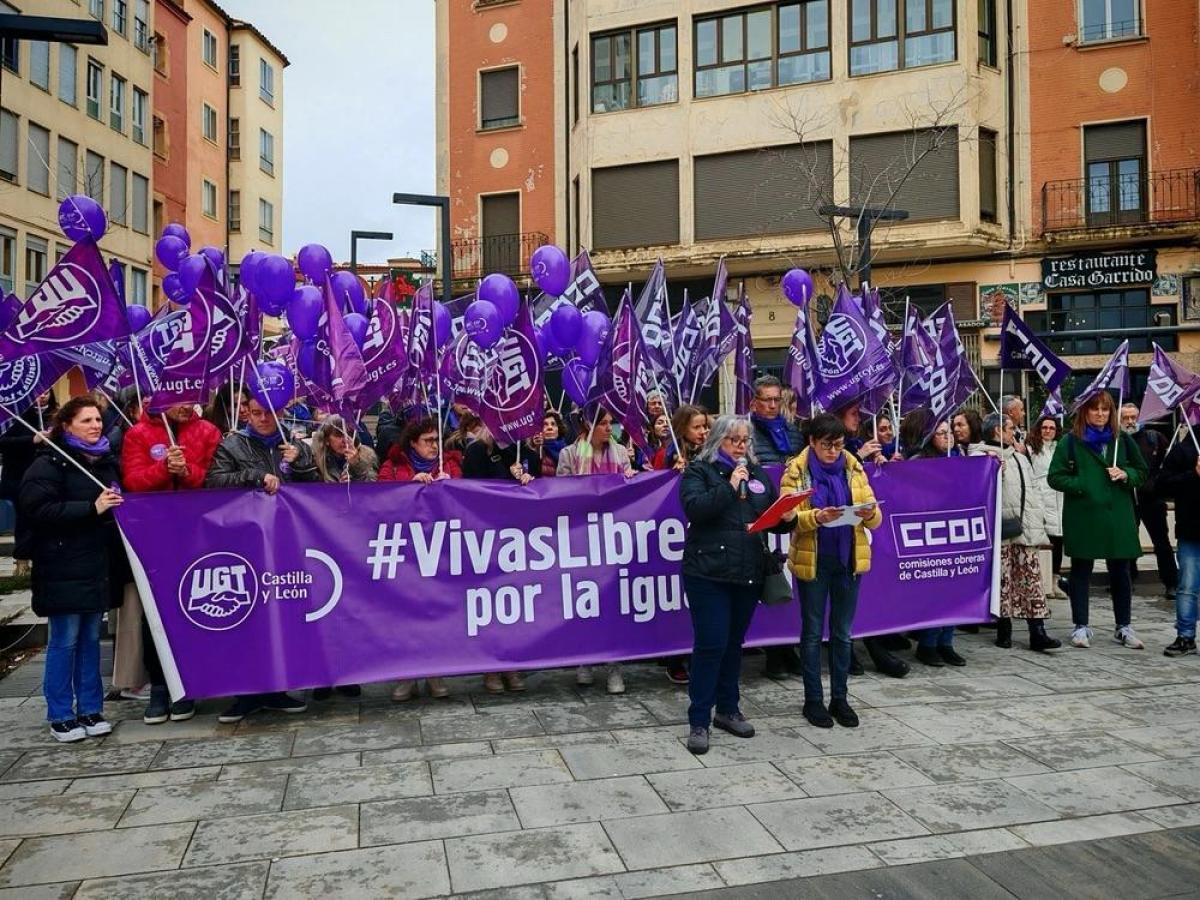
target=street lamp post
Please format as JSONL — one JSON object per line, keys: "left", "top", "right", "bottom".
{"left": 392, "top": 193, "right": 452, "bottom": 305}
{"left": 349, "top": 230, "right": 394, "bottom": 280}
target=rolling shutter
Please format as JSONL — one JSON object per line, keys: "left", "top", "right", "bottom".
{"left": 592, "top": 160, "right": 680, "bottom": 250}
{"left": 849, "top": 127, "right": 960, "bottom": 222}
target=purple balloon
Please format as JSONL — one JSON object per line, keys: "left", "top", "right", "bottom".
{"left": 57, "top": 195, "right": 107, "bottom": 242}
{"left": 464, "top": 299, "right": 503, "bottom": 349}
{"left": 433, "top": 301, "right": 452, "bottom": 349}
{"left": 239, "top": 251, "right": 263, "bottom": 292}
{"left": 477, "top": 273, "right": 519, "bottom": 327}
{"left": 562, "top": 359, "right": 594, "bottom": 406}
{"left": 287, "top": 285, "right": 323, "bottom": 341}
{"left": 329, "top": 270, "right": 367, "bottom": 316}
{"left": 176, "top": 254, "right": 208, "bottom": 297}
{"left": 154, "top": 236, "right": 189, "bottom": 272}
{"left": 548, "top": 303, "right": 582, "bottom": 349}
{"left": 343, "top": 312, "right": 369, "bottom": 349}
{"left": 250, "top": 361, "right": 295, "bottom": 413}
{"left": 530, "top": 245, "right": 570, "bottom": 296}
{"left": 297, "top": 244, "right": 334, "bottom": 284}
{"left": 161, "top": 223, "right": 191, "bottom": 247}
{"left": 200, "top": 246, "right": 225, "bottom": 272}
{"left": 296, "top": 340, "right": 321, "bottom": 382}
{"left": 162, "top": 273, "right": 191, "bottom": 305}
{"left": 576, "top": 310, "right": 610, "bottom": 366}
{"left": 257, "top": 255, "right": 296, "bottom": 308}
{"left": 781, "top": 268, "right": 815, "bottom": 307}
{"left": 125, "top": 305, "right": 152, "bottom": 332}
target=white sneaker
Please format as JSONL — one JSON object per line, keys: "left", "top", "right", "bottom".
{"left": 1115, "top": 625, "right": 1145, "bottom": 650}
{"left": 49, "top": 720, "right": 87, "bottom": 743}
{"left": 575, "top": 666, "right": 594, "bottom": 687}
{"left": 1070, "top": 626, "right": 1093, "bottom": 648}
{"left": 119, "top": 684, "right": 152, "bottom": 701}
{"left": 606, "top": 666, "right": 626, "bottom": 695}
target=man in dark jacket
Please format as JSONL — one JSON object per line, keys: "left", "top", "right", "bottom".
{"left": 1121, "top": 403, "right": 1178, "bottom": 597}
{"left": 0, "top": 391, "right": 56, "bottom": 575}
{"left": 205, "top": 397, "right": 316, "bottom": 722}
{"left": 750, "top": 376, "right": 803, "bottom": 466}
{"left": 1158, "top": 427, "right": 1200, "bottom": 656}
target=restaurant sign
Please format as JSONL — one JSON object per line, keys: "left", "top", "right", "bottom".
{"left": 1042, "top": 250, "right": 1157, "bottom": 290}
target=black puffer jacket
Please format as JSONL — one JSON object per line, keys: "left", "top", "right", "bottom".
{"left": 680, "top": 457, "right": 794, "bottom": 585}
{"left": 18, "top": 443, "right": 130, "bottom": 616}
{"left": 751, "top": 417, "right": 803, "bottom": 466}
{"left": 1158, "top": 432, "right": 1200, "bottom": 543}
{"left": 204, "top": 431, "right": 319, "bottom": 489}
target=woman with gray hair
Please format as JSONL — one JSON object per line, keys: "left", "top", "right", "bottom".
{"left": 679, "top": 415, "right": 795, "bottom": 754}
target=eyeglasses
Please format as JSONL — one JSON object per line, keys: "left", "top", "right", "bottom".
{"left": 723, "top": 435, "right": 750, "bottom": 446}
{"left": 755, "top": 395, "right": 782, "bottom": 406}
{"left": 815, "top": 439, "right": 846, "bottom": 452}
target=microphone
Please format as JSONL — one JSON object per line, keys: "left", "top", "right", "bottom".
{"left": 737, "top": 456, "right": 748, "bottom": 499}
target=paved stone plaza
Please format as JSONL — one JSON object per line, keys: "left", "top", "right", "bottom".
{"left": 0, "top": 589, "right": 1198, "bottom": 898}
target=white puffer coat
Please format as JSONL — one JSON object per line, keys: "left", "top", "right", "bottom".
{"left": 999, "top": 445, "right": 1048, "bottom": 547}
{"left": 1029, "top": 443, "right": 1063, "bottom": 538}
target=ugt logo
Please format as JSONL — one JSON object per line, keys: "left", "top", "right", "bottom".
{"left": 0, "top": 357, "right": 42, "bottom": 407}
{"left": 178, "top": 552, "right": 259, "bottom": 631}
{"left": 13, "top": 263, "right": 101, "bottom": 345}
{"left": 818, "top": 313, "right": 867, "bottom": 377}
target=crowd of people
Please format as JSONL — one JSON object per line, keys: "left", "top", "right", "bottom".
{"left": 6, "top": 370, "right": 1190, "bottom": 748}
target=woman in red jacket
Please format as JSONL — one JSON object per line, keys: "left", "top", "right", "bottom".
{"left": 120, "top": 403, "right": 222, "bottom": 725}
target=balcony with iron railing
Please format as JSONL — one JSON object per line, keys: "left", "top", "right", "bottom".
{"left": 1041, "top": 168, "right": 1200, "bottom": 237}
{"left": 449, "top": 232, "right": 549, "bottom": 281}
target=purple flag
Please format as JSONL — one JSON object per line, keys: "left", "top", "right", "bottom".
{"left": 479, "top": 298, "right": 545, "bottom": 447}
{"left": 356, "top": 299, "right": 409, "bottom": 411}
{"left": 108, "top": 258, "right": 126, "bottom": 304}
{"left": 531, "top": 250, "right": 608, "bottom": 329}
{"left": 438, "top": 329, "right": 494, "bottom": 415}
{"left": 782, "top": 306, "right": 817, "bottom": 418}
{"left": 733, "top": 285, "right": 755, "bottom": 415}
{"left": 689, "top": 293, "right": 739, "bottom": 405}
{"left": 588, "top": 292, "right": 653, "bottom": 452}
{"left": 634, "top": 259, "right": 675, "bottom": 380}
{"left": 0, "top": 238, "right": 130, "bottom": 360}
{"left": 0, "top": 293, "right": 22, "bottom": 333}
{"left": 902, "top": 304, "right": 975, "bottom": 438}
{"left": 316, "top": 276, "right": 370, "bottom": 417}
{"left": 1000, "top": 303, "right": 1071, "bottom": 393}
{"left": 147, "top": 284, "right": 213, "bottom": 413}
{"left": 0, "top": 352, "right": 74, "bottom": 427}
{"left": 1039, "top": 388, "right": 1065, "bottom": 421}
{"left": 406, "top": 284, "right": 438, "bottom": 381}
{"left": 1067, "top": 340, "right": 1130, "bottom": 415}
{"left": 201, "top": 281, "right": 249, "bottom": 390}
{"left": 1138, "top": 344, "right": 1200, "bottom": 425}
{"left": 127, "top": 307, "right": 189, "bottom": 395}
{"left": 812, "top": 285, "right": 895, "bottom": 414}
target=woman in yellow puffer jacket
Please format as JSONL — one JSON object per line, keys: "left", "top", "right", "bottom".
{"left": 780, "top": 413, "right": 882, "bottom": 730}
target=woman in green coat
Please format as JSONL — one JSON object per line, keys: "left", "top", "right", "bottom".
{"left": 1047, "top": 391, "right": 1148, "bottom": 650}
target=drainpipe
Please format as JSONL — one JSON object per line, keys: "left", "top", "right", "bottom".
{"left": 563, "top": 0, "right": 570, "bottom": 252}
{"left": 1005, "top": 0, "right": 1016, "bottom": 249}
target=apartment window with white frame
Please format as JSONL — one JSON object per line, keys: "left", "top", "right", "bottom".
{"left": 112, "top": 0, "right": 127, "bottom": 36}
{"left": 229, "top": 117, "right": 240, "bottom": 159}
{"left": 89, "top": 0, "right": 104, "bottom": 21}
{"left": 202, "top": 103, "right": 218, "bottom": 143}
{"left": 229, "top": 44, "right": 241, "bottom": 85}
{"left": 27, "top": 123, "right": 49, "bottom": 196}
{"left": 202, "top": 29, "right": 218, "bottom": 69}
{"left": 59, "top": 44, "right": 77, "bottom": 105}
{"left": 202, "top": 178, "right": 218, "bottom": 219}
{"left": 229, "top": 190, "right": 241, "bottom": 232}
{"left": 1079, "top": 0, "right": 1141, "bottom": 42}
{"left": 130, "top": 267, "right": 147, "bottom": 306}
{"left": 110, "top": 73, "right": 126, "bottom": 132}
{"left": 132, "top": 172, "right": 148, "bottom": 233}
{"left": 259, "top": 128, "right": 274, "bottom": 176}
{"left": 134, "top": 0, "right": 150, "bottom": 51}
{"left": 86, "top": 59, "right": 103, "bottom": 119}
{"left": 132, "top": 88, "right": 147, "bottom": 144}
{"left": 0, "top": 109, "right": 16, "bottom": 183}
{"left": 259, "top": 58, "right": 275, "bottom": 105}
{"left": 30, "top": 42, "right": 49, "bottom": 90}
{"left": 0, "top": 228, "right": 14, "bottom": 296}
{"left": 259, "top": 198, "right": 274, "bottom": 243}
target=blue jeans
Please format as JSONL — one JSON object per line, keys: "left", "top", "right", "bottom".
{"left": 1176, "top": 540, "right": 1200, "bottom": 639}
{"left": 919, "top": 626, "right": 956, "bottom": 648}
{"left": 44, "top": 613, "right": 104, "bottom": 724}
{"left": 684, "top": 575, "right": 759, "bottom": 729}
{"left": 799, "top": 554, "right": 860, "bottom": 704}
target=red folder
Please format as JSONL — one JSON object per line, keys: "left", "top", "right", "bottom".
{"left": 747, "top": 489, "right": 813, "bottom": 533}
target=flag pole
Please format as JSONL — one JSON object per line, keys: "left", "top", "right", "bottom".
{"left": 94, "top": 387, "right": 134, "bottom": 429}
{"left": 896, "top": 298, "right": 909, "bottom": 457}
{"left": 128, "top": 340, "right": 143, "bottom": 413}
{"left": 1113, "top": 385, "right": 1123, "bottom": 466}
{"left": 434, "top": 369, "right": 444, "bottom": 474}
{"left": 0, "top": 406, "right": 109, "bottom": 491}
{"left": 160, "top": 413, "right": 177, "bottom": 447}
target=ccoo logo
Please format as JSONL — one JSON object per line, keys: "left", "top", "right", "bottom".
{"left": 178, "top": 551, "right": 259, "bottom": 631}
{"left": 889, "top": 507, "right": 991, "bottom": 559}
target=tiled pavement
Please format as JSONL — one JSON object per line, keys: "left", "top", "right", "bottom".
{"left": 0, "top": 590, "right": 1198, "bottom": 898}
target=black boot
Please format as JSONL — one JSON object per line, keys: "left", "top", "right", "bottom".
{"left": 1027, "top": 618, "right": 1062, "bottom": 652}
{"left": 864, "top": 636, "right": 909, "bottom": 678}
{"left": 915, "top": 645, "right": 945, "bottom": 667}
{"left": 848, "top": 644, "right": 865, "bottom": 676}
{"left": 994, "top": 617, "right": 1013, "bottom": 649}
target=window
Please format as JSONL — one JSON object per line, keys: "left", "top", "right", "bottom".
{"left": 110, "top": 163, "right": 128, "bottom": 225}
{"left": 0, "top": 109, "right": 15, "bottom": 183}
{"left": 259, "top": 58, "right": 275, "bottom": 105}
{"left": 259, "top": 198, "right": 274, "bottom": 243}
{"left": 202, "top": 29, "right": 218, "bottom": 69}
{"left": 850, "top": 0, "right": 955, "bottom": 76}
{"left": 30, "top": 42, "right": 50, "bottom": 90}
{"left": 592, "top": 160, "right": 680, "bottom": 249}
{"left": 1084, "top": 120, "right": 1145, "bottom": 227}
{"left": 259, "top": 128, "right": 274, "bottom": 175}
{"left": 152, "top": 32, "right": 166, "bottom": 74}
{"left": 0, "top": 11, "right": 16, "bottom": 74}
{"left": 153, "top": 199, "right": 164, "bottom": 237}
{"left": 57, "top": 137, "right": 77, "bottom": 200}
{"left": 979, "top": 127, "right": 997, "bottom": 222}
{"left": 695, "top": 143, "right": 833, "bottom": 239}
{"left": 694, "top": 4, "right": 829, "bottom": 99}
{"left": 635, "top": 24, "right": 678, "bottom": 106}
{"left": 134, "top": 0, "right": 150, "bottom": 52}
{"left": 229, "top": 189, "right": 241, "bottom": 232}
{"left": 229, "top": 117, "right": 241, "bottom": 160}
{"left": 110, "top": 74, "right": 126, "bottom": 132}
{"left": 24, "top": 237, "right": 47, "bottom": 299}
{"left": 1046, "top": 289, "right": 1168, "bottom": 355}
{"left": 480, "top": 193, "right": 521, "bottom": 274}
{"left": 130, "top": 268, "right": 148, "bottom": 306}
{"left": 112, "top": 0, "right": 127, "bottom": 36}
{"left": 59, "top": 45, "right": 77, "bottom": 105}
{"left": 230, "top": 44, "right": 241, "bottom": 85}
{"left": 202, "top": 103, "right": 218, "bottom": 143}
{"left": 0, "top": 228, "right": 13, "bottom": 296}
{"left": 480, "top": 67, "right": 520, "bottom": 129}
{"left": 978, "top": 0, "right": 996, "bottom": 65}
{"left": 202, "top": 179, "right": 218, "bottom": 219}
{"left": 27, "top": 124, "right": 49, "bottom": 196}
{"left": 132, "top": 88, "right": 148, "bottom": 145}
{"left": 86, "top": 59, "right": 103, "bottom": 120}
{"left": 152, "top": 115, "right": 166, "bottom": 157}
{"left": 849, "top": 126, "right": 960, "bottom": 221}
{"left": 132, "top": 173, "right": 148, "bottom": 233}
{"left": 1080, "top": 0, "right": 1141, "bottom": 42}
{"left": 89, "top": 0, "right": 104, "bottom": 20}
{"left": 571, "top": 45, "right": 579, "bottom": 123}
{"left": 85, "top": 151, "right": 104, "bottom": 204}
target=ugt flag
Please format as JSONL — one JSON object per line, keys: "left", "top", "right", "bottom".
{"left": 588, "top": 292, "right": 653, "bottom": 452}
{"left": 812, "top": 285, "right": 894, "bottom": 414}
{"left": 478, "top": 298, "right": 544, "bottom": 447}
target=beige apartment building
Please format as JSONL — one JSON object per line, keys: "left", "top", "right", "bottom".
{"left": 0, "top": 0, "right": 155, "bottom": 305}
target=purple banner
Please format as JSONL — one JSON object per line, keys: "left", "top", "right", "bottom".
{"left": 119, "top": 458, "right": 1000, "bottom": 701}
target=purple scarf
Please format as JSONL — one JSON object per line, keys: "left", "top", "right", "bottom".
{"left": 1082, "top": 424, "right": 1112, "bottom": 457}
{"left": 752, "top": 413, "right": 792, "bottom": 455}
{"left": 406, "top": 448, "right": 438, "bottom": 474}
{"left": 808, "top": 450, "right": 853, "bottom": 565}
{"left": 240, "top": 425, "right": 284, "bottom": 449}
{"left": 63, "top": 433, "right": 110, "bottom": 458}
